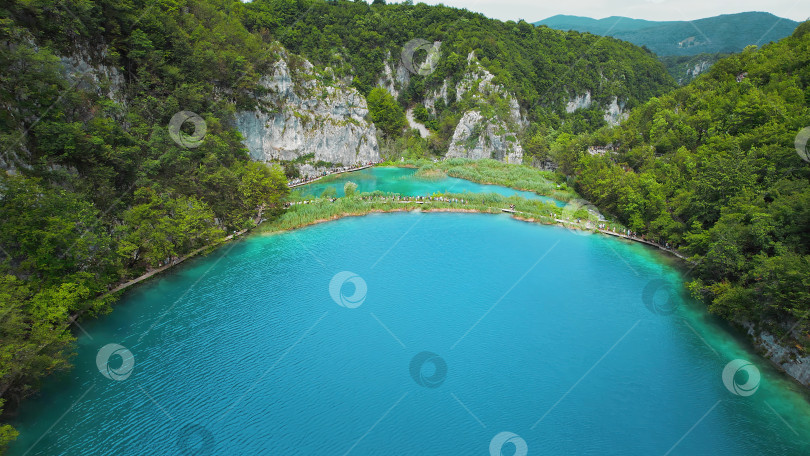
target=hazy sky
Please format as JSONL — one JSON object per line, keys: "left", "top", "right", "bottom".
{"left": 407, "top": 0, "right": 809, "bottom": 22}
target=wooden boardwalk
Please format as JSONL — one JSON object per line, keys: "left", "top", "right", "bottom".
{"left": 288, "top": 164, "right": 374, "bottom": 188}
{"left": 101, "top": 229, "right": 248, "bottom": 298}
{"left": 501, "top": 208, "right": 690, "bottom": 261}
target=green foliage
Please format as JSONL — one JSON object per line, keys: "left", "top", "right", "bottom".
{"left": 396, "top": 158, "right": 574, "bottom": 201}
{"left": 569, "top": 28, "right": 810, "bottom": 337}
{"left": 117, "top": 188, "right": 225, "bottom": 267}
{"left": 537, "top": 12, "right": 799, "bottom": 57}
{"left": 238, "top": 0, "right": 675, "bottom": 149}
{"left": 320, "top": 186, "right": 337, "bottom": 198}
{"left": 367, "top": 88, "right": 406, "bottom": 136}
{"left": 344, "top": 181, "right": 358, "bottom": 196}
{"left": 0, "top": 0, "right": 292, "bottom": 440}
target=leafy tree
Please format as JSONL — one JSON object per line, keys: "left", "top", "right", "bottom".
{"left": 367, "top": 88, "right": 406, "bottom": 136}
{"left": 344, "top": 181, "right": 358, "bottom": 196}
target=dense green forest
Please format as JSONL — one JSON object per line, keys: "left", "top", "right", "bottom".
{"left": 0, "top": 0, "right": 292, "bottom": 446}
{"left": 235, "top": 0, "right": 675, "bottom": 153}
{"left": 536, "top": 12, "right": 800, "bottom": 86}
{"left": 555, "top": 25, "right": 810, "bottom": 344}
{"left": 1, "top": 0, "right": 807, "bottom": 450}
{"left": 659, "top": 53, "right": 729, "bottom": 84}
{"left": 0, "top": 0, "right": 678, "bottom": 448}
{"left": 536, "top": 12, "right": 800, "bottom": 57}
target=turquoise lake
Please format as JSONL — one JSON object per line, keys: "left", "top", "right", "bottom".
{"left": 294, "top": 166, "right": 567, "bottom": 207}
{"left": 8, "top": 197, "right": 810, "bottom": 454}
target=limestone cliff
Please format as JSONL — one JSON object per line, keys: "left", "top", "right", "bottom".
{"left": 441, "top": 53, "right": 526, "bottom": 163}
{"left": 236, "top": 49, "right": 380, "bottom": 166}
{"left": 565, "top": 90, "right": 628, "bottom": 126}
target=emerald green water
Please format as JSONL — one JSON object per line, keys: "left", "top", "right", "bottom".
{"left": 294, "top": 167, "right": 567, "bottom": 206}
{"left": 7, "top": 187, "right": 810, "bottom": 455}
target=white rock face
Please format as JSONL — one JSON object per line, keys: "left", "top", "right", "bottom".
{"left": 376, "top": 52, "right": 411, "bottom": 99}
{"left": 59, "top": 46, "right": 126, "bottom": 104}
{"left": 406, "top": 108, "right": 429, "bottom": 139}
{"left": 567, "top": 92, "right": 628, "bottom": 126}
{"left": 687, "top": 60, "right": 711, "bottom": 77}
{"left": 424, "top": 80, "right": 449, "bottom": 116}
{"left": 603, "top": 97, "right": 629, "bottom": 126}
{"left": 744, "top": 323, "right": 810, "bottom": 387}
{"left": 446, "top": 111, "right": 523, "bottom": 163}
{"left": 236, "top": 54, "right": 380, "bottom": 166}
{"left": 566, "top": 91, "right": 592, "bottom": 113}
{"left": 442, "top": 53, "right": 526, "bottom": 164}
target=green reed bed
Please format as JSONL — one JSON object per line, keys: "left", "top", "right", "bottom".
{"left": 261, "top": 191, "right": 612, "bottom": 234}
{"left": 387, "top": 158, "right": 577, "bottom": 201}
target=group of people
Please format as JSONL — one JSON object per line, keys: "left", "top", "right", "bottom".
{"left": 597, "top": 223, "right": 675, "bottom": 251}
{"left": 287, "top": 160, "right": 383, "bottom": 186}
{"left": 359, "top": 195, "right": 468, "bottom": 204}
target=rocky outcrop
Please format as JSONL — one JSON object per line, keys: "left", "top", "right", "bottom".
{"left": 376, "top": 52, "right": 411, "bottom": 99}
{"left": 566, "top": 91, "right": 628, "bottom": 126}
{"left": 744, "top": 322, "right": 810, "bottom": 387}
{"left": 59, "top": 46, "right": 126, "bottom": 104}
{"left": 445, "top": 111, "right": 523, "bottom": 163}
{"left": 406, "top": 108, "right": 429, "bottom": 139}
{"left": 566, "top": 91, "right": 593, "bottom": 113}
{"left": 443, "top": 52, "right": 526, "bottom": 163}
{"left": 603, "top": 97, "right": 629, "bottom": 126}
{"left": 686, "top": 60, "right": 712, "bottom": 79}
{"left": 236, "top": 50, "right": 380, "bottom": 166}
{"left": 424, "top": 80, "right": 449, "bottom": 116}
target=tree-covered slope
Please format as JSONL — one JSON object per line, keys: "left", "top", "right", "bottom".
{"left": 536, "top": 15, "right": 669, "bottom": 36}
{"left": 237, "top": 0, "right": 676, "bottom": 157}
{"left": 558, "top": 23, "right": 810, "bottom": 345}
{"left": 0, "top": 0, "right": 677, "bottom": 448}
{"left": 536, "top": 12, "right": 800, "bottom": 57}
{"left": 0, "top": 0, "right": 292, "bottom": 446}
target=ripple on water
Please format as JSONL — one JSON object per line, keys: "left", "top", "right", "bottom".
{"left": 7, "top": 212, "right": 810, "bottom": 455}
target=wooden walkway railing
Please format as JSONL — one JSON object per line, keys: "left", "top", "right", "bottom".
{"left": 288, "top": 164, "right": 375, "bottom": 188}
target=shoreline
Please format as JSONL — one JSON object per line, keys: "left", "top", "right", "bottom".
{"left": 259, "top": 204, "right": 690, "bottom": 262}
{"left": 384, "top": 162, "right": 575, "bottom": 202}
{"left": 107, "top": 204, "right": 690, "bottom": 300}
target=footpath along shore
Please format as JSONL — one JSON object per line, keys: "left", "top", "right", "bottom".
{"left": 287, "top": 161, "right": 382, "bottom": 188}
{"left": 104, "top": 189, "right": 690, "bottom": 299}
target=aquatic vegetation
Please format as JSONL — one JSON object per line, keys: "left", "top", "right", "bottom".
{"left": 391, "top": 158, "right": 577, "bottom": 201}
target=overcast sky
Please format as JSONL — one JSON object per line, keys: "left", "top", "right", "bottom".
{"left": 406, "top": 0, "right": 809, "bottom": 23}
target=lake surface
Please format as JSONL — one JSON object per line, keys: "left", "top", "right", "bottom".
{"left": 8, "top": 212, "right": 810, "bottom": 455}
{"left": 295, "top": 167, "right": 567, "bottom": 206}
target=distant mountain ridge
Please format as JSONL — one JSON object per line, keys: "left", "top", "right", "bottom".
{"left": 535, "top": 12, "right": 800, "bottom": 56}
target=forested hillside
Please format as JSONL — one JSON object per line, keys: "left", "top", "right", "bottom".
{"left": 0, "top": 0, "right": 293, "bottom": 446}
{"left": 236, "top": 0, "right": 675, "bottom": 156}
{"left": 0, "top": 0, "right": 677, "bottom": 448}
{"left": 536, "top": 12, "right": 800, "bottom": 57}
{"left": 558, "top": 24, "right": 810, "bottom": 348}
{"left": 537, "top": 12, "right": 801, "bottom": 85}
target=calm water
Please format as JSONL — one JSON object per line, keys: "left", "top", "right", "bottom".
{"left": 295, "top": 167, "right": 566, "bottom": 206}
{"left": 9, "top": 213, "right": 810, "bottom": 455}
